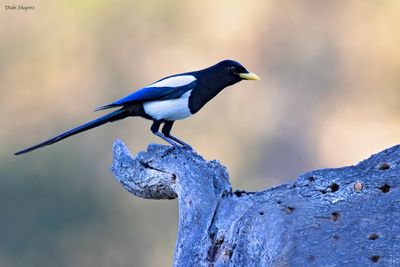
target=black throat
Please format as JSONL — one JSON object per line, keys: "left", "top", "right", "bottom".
{"left": 188, "top": 66, "right": 241, "bottom": 114}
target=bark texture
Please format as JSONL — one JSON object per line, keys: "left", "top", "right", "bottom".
{"left": 111, "top": 140, "right": 400, "bottom": 266}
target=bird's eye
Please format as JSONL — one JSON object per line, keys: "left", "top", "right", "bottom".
{"left": 228, "top": 66, "right": 236, "bottom": 72}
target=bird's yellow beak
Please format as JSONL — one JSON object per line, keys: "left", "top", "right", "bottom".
{"left": 239, "top": 72, "right": 260, "bottom": 81}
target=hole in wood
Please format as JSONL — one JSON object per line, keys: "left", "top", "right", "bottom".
{"left": 234, "top": 190, "right": 245, "bottom": 197}
{"left": 331, "top": 211, "right": 340, "bottom": 222}
{"left": 329, "top": 183, "right": 339, "bottom": 193}
{"left": 285, "top": 207, "right": 295, "bottom": 214}
{"left": 368, "top": 233, "right": 380, "bottom": 240}
{"left": 216, "top": 236, "right": 224, "bottom": 245}
{"left": 370, "top": 255, "right": 380, "bottom": 263}
{"left": 378, "top": 162, "right": 390, "bottom": 170}
{"left": 379, "top": 184, "right": 390, "bottom": 193}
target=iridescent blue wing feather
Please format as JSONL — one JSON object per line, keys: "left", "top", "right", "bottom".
{"left": 95, "top": 74, "right": 197, "bottom": 111}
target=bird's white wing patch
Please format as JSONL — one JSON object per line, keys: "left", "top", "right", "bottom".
{"left": 143, "top": 90, "right": 193, "bottom": 121}
{"left": 148, "top": 75, "right": 196, "bottom": 88}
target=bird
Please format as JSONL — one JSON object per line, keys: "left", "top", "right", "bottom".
{"left": 15, "top": 59, "right": 260, "bottom": 155}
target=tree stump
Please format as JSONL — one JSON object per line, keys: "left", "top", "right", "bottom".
{"left": 111, "top": 140, "right": 400, "bottom": 266}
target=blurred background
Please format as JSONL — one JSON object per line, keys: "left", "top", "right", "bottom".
{"left": 1, "top": 0, "right": 399, "bottom": 266}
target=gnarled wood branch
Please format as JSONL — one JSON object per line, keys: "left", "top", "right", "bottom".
{"left": 112, "top": 140, "right": 400, "bottom": 266}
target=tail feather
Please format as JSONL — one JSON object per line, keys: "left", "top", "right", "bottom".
{"left": 15, "top": 108, "right": 128, "bottom": 155}
{"left": 94, "top": 103, "right": 118, "bottom": 111}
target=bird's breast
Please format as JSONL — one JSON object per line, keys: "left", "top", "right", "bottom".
{"left": 143, "top": 90, "right": 193, "bottom": 121}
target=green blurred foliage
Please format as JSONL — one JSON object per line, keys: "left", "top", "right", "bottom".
{"left": 1, "top": 0, "right": 400, "bottom": 266}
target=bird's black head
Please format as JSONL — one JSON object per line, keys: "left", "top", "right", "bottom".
{"left": 211, "top": 59, "right": 260, "bottom": 86}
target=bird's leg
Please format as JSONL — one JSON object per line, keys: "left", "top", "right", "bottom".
{"left": 169, "top": 135, "right": 192, "bottom": 149}
{"left": 154, "top": 132, "right": 180, "bottom": 148}
{"left": 151, "top": 120, "right": 179, "bottom": 148}
{"left": 162, "top": 121, "right": 193, "bottom": 149}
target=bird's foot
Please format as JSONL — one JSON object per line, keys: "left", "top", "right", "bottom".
{"left": 167, "top": 135, "right": 193, "bottom": 150}
{"left": 161, "top": 146, "right": 176, "bottom": 158}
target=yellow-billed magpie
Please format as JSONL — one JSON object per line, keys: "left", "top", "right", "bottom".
{"left": 15, "top": 59, "right": 260, "bottom": 155}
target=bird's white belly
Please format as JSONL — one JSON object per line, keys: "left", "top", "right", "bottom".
{"left": 143, "top": 91, "right": 192, "bottom": 121}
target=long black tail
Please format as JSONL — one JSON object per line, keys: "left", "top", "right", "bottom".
{"left": 15, "top": 108, "right": 129, "bottom": 155}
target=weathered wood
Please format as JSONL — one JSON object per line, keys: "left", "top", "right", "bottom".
{"left": 112, "top": 140, "right": 400, "bottom": 266}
